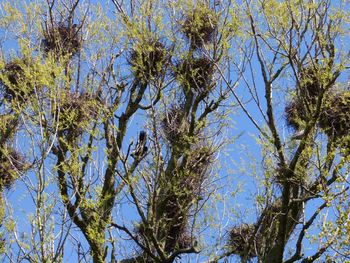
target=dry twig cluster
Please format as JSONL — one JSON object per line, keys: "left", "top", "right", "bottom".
{"left": 42, "top": 23, "right": 82, "bottom": 57}
{"left": 181, "top": 4, "right": 218, "bottom": 48}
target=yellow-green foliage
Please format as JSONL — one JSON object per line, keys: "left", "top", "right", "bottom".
{"left": 181, "top": 2, "right": 218, "bottom": 47}
{"left": 0, "top": 54, "right": 57, "bottom": 103}
{"left": 130, "top": 38, "right": 168, "bottom": 81}
{"left": 0, "top": 114, "right": 17, "bottom": 138}
{"left": 320, "top": 91, "right": 350, "bottom": 144}
{"left": 55, "top": 91, "right": 100, "bottom": 139}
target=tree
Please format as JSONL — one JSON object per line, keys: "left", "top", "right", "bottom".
{"left": 0, "top": 0, "right": 349, "bottom": 263}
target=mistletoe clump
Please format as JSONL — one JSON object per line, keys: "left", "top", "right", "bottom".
{"left": 164, "top": 221, "right": 193, "bottom": 252}
{"left": 181, "top": 3, "right": 218, "bottom": 48}
{"left": 153, "top": 190, "right": 194, "bottom": 253}
{"left": 55, "top": 92, "right": 100, "bottom": 141}
{"left": 42, "top": 22, "right": 82, "bottom": 58}
{"left": 298, "top": 65, "right": 325, "bottom": 100}
{"left": 229, "top": 224, "right": 259, "bottom": 258}
{"left": 319, "top": 91, "right": 350, "bottom": 143}
{"left": 285, "top": 64, "right": 334, "bottom": 130}
{"left": 284, "top": 99, "right": 307, "bottom": 130}
{"left": 183, "top": 145, "right": 214, "bottom": 192}
{"left": 0, "top": 59, "right": 35, "bottom": 101}
{"left": 228, "top": 199, "right": 301, "bottom": 260}
{"left": 0, "top": 114, "right": 19, "bottom": 146}
{"left": 0, "top": 149, "right": 25, "bottom": 190}
{"left": 130, "top": 39, "right": 168, "bottom": 81}
{"left": 135, "top": 144, "right": 214, "bottom": 254}
{"left": 161, "top": 103, "right": 189, "bottom": 145}
{"left": 176, "top": 56, "right": 215, "bottom": 92}
{"left": 161, "top": 145, "right": 214, "bottom": 251}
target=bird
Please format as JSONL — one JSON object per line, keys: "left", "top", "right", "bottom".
{"left": 291, "top": 129, "right": 305, "bottom": 140}
{"left": 40, "top": 39, "right": 50, "bottom": 53}
{"left": 131, "top": 131, "right": 148, "bottom": 159}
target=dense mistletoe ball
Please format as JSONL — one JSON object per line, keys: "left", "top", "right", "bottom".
{"left": 0, "top": 149, "right": 25, "bottom": 190}
{"left": 0, "top": 60, "right": 34, "bottom": 101}
{"left": 130, "top": 39, "right": 168, "bottom": 81}
{"left": 55, "top": 91, "right": 100, "bottom": 140}
{"left": 42, "top": 23, "right": 82, "bottom": 58}
{"left": 176, "top": 57, "right": 215, "bottom": 92}
{"left": 181, "top": 4, "right": 218, "bottom": 48}
{"left": 319, "top": 91, "right": 350, "bottom": 140}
